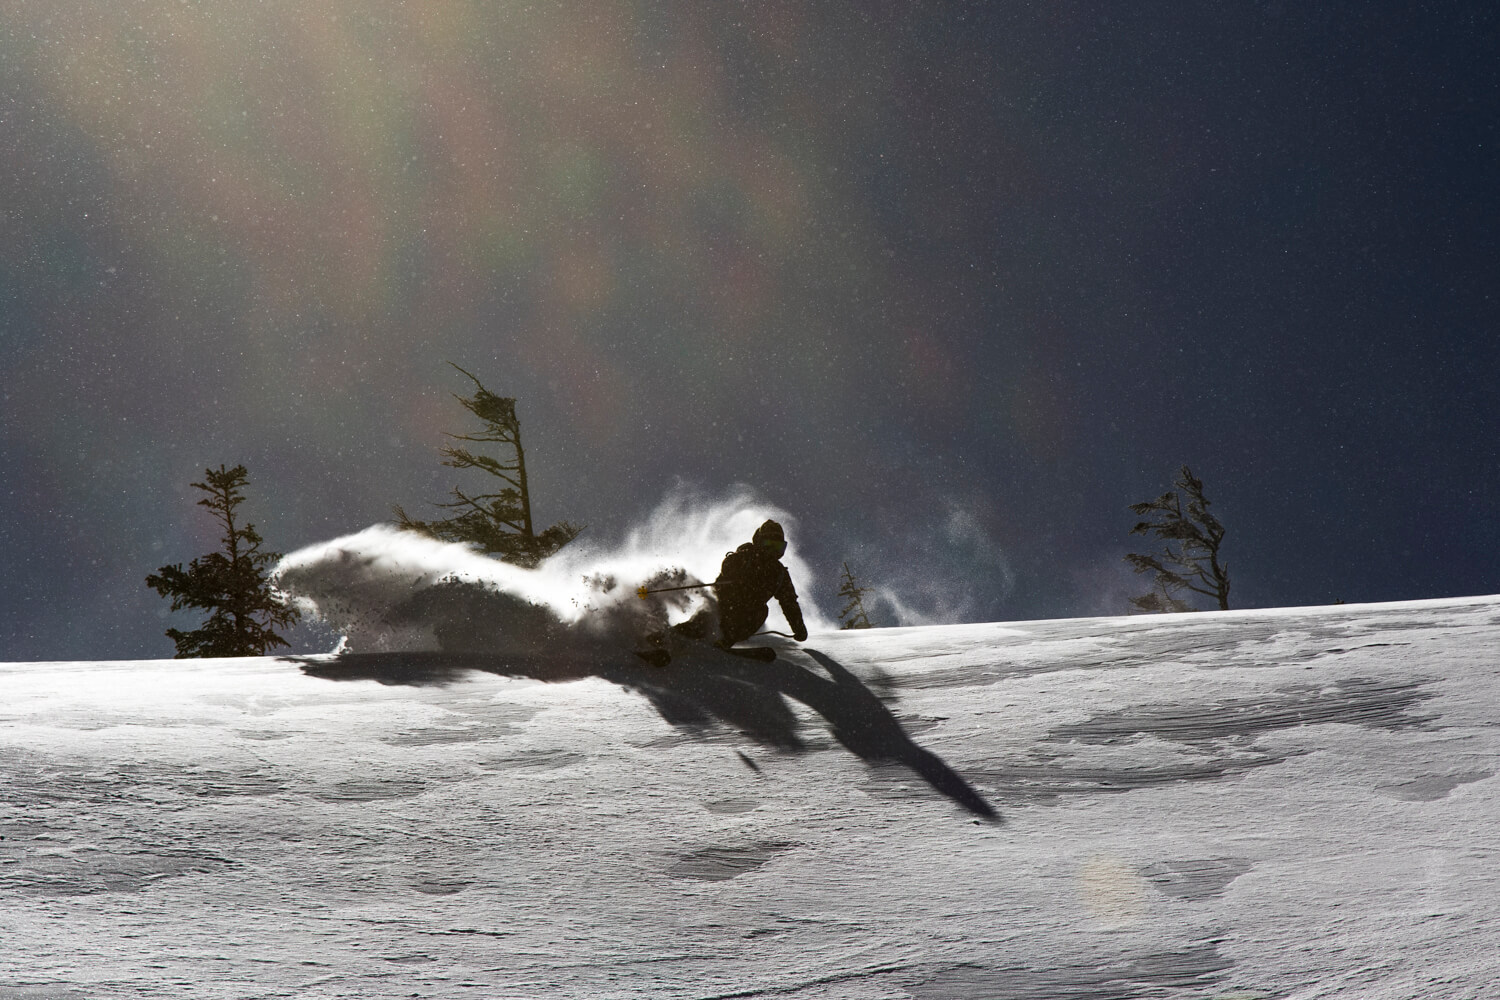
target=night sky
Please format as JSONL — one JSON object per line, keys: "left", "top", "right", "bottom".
{"left": 3, "top": 3, "right": 1497, "bottom": 661}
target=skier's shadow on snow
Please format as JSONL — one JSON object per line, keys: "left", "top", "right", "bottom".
{"left": 291, "top": 645, "right": 997, "bottom": 820}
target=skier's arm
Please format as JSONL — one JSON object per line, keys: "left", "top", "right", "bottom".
{"left": 713, "top": 549, "right": 739, "bottom": 591}
{"left": 775, "top": 568, "right": 808, "bottom": 642}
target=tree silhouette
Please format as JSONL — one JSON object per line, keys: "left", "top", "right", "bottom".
{"left": 1125, "top": 465, "right": 1230, "bottom": 612}
{"left": 395, "top": 364, "right": 582, "bottom": 567}
{"left": 836, "top": 561, "right": 879, "bottom": 629}
{"left": 146, "top": 464, "right": 301, "bottom": 657}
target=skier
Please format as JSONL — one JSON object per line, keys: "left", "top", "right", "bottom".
{"left": 713, "top": 519, "right": 808, "bottom": 649}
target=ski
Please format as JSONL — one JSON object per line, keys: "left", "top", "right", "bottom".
{"left": 632, "top": 641, "right": 777, "bottom": 667}
{"left": 719, "top": 645, "right": 776, "bottom": 662}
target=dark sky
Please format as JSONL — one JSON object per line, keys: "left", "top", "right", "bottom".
{"left": 3, "top": 2, "right": 1497, "bottom": 660}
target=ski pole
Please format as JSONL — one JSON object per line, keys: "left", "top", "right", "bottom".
{"left": 636, "top": 581, "right": 717, "bottom": 600}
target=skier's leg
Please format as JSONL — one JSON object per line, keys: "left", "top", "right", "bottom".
{"left": 718, "top": 602, "right": 768, "bottom": 647}
{"left": 669, "top": 605, "right": 717, "bottom": 642}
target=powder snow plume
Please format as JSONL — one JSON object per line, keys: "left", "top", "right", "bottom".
{"left": 273, "top": 485, "right": 825, "bottom": 654}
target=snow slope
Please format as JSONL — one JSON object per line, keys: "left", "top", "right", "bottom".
{"left": 3, "top": 595, "right": 1498, "bottom": 999}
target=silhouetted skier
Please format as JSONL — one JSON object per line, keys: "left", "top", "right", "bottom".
{"left": 714, "top": 519, "right": 808, "bottom": 648}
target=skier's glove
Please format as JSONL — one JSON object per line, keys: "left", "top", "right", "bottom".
{"left": 792, "top": 624, "right": 808, "bottom": 642}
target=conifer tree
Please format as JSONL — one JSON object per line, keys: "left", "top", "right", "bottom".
{"left": 836, "top": 561, "right": 879, "bottom": 629}
{"left": 146, "top": 464, "right": 300, "bottom": 657}
{"left": 1125, "top": 465, "right": 1231, "bottom": 613}
{"left": 394, "top": 364, "right": 582, "bottom": 567}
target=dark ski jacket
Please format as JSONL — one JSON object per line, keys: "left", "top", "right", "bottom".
{"left": 715, "top": 542, "right": 806, "bottom": 635}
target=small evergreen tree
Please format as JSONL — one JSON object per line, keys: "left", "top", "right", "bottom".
{"left": 146, "top": 464, "right": 300, "bottom": 657}
{"left": 1125, "top": 465, "right": 1230, "bottom": 613}
{"left": 836, "top": 561, "right": 878, "bottom": 629}
{"left": 394, "top": 364, "right": 582, "bottom": 568}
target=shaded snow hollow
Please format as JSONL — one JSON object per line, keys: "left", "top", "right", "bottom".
{"left": 3, "top": 594, "right": 1500, "bottom": 998}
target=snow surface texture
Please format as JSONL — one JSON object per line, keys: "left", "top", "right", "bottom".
{"left": 271, "top": 489, "right": 828, "bottom": 655}
{"left": 3, "top": 595, "right": 1500, "bottom": 998}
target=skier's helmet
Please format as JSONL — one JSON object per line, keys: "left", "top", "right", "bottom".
{"left": 753, "top": 519, "right": 787, "bottom": 558}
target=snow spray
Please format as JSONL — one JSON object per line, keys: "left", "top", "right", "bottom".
{"left": 272, "top": 485, "right": 826, "bottom": 654}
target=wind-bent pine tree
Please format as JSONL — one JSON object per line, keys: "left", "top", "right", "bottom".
{"left": 836, "top": 561, "right": 879, "bottom": 629}
{"left": 146, "top": 464, "right": 301, "bottom": 657}
{"left": 394, "top": 364, "right": 582, "bottom": 568}
{"left": 1124, "top": 465, "right": 1231, "bottom": 613}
